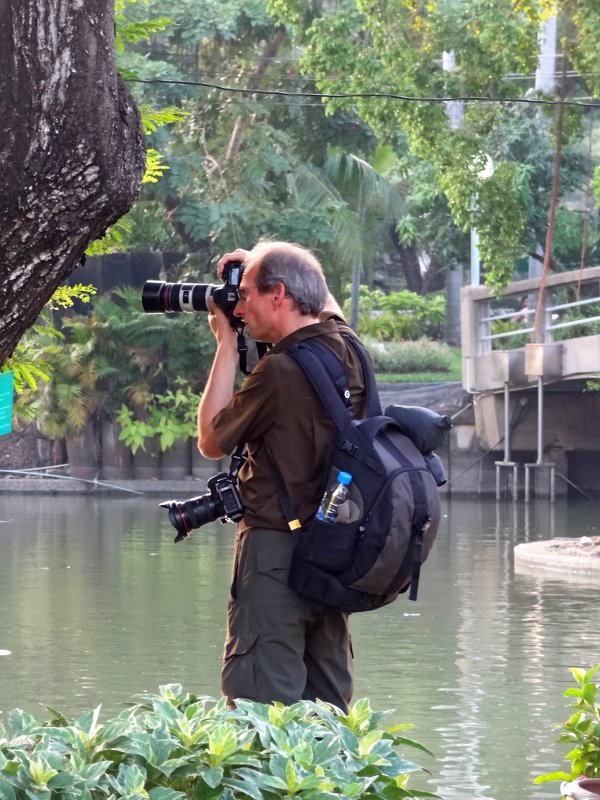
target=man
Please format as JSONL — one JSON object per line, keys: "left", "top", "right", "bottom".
{"left": 197, "top": 241, "right": 367, "bottom": 711}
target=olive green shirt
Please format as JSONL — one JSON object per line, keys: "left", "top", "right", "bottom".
{"left": 213, "top": 315, "right": 367, "bottom": 533}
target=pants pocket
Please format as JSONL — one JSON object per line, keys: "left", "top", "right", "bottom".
{"left": 221, "top": 630, "right": 259, "bottom": 703}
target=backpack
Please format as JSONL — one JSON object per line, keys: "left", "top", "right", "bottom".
{"left": 271, "top": 335, "right": 450, "bottom": 613}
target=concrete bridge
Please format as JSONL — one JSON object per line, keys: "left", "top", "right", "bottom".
{"left": 460, "top": 266, "right": 600, "bottom": 500}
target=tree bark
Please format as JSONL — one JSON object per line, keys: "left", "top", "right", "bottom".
{"left": 0, "top": 0, "right": 146, "bottom": 366}
{"left": 397, "top": 244, "right": 423, "bottom": 294}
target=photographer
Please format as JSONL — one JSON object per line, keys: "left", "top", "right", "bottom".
{"left": 197, "top": 241, "right": 368, "bottom": 711}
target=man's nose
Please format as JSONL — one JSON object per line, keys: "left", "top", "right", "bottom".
{"left": 233, "top": 300, "right": 244, "bottom": 318}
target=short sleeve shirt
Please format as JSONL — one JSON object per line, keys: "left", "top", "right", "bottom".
{"left": 213, "top": 316, "right": 367, "bottom": 533}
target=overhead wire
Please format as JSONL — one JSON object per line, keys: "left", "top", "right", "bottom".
{"left": 126, "top": 77, "right": 600, "bottom": 108}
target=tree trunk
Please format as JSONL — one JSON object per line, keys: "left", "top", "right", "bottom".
{"left": 225, "top": 29, "right": 286, "bottom": 162}
{"left": 397, "top": 244, "right": 423, "bottom": 294}
{"left": 0, "top": 0, "right": 146, "bottom": 367}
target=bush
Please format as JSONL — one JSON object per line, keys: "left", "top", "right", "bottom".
{"left": 364, "top": 338, "right": 456, "bottom": 374}
{"left": 535, "top": 664, "right": 600, "bottom": 786}
{"left": 0, "top": 685, "right": 439, "bottom": 800}
{"left": 346, "top": 287, "right": 446, "bottom": 342}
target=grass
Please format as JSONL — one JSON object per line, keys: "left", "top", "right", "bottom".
{"left": 369, "top": 344, "right": 462, "bottom": 384}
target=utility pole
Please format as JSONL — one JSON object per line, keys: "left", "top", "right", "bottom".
{"left": 442, "top": 51, "right": 464, "bottom": 346}
{"left": 529, "top": 15, "right": 558, "bottom": 281}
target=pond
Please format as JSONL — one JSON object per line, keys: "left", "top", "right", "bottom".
{"left": 0, "top": 493, "right": 598, "bottom": 800}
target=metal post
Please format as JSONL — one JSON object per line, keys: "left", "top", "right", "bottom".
{"left": 470, "top": 227, "right": 480, "bottom": 286}
{"left": 504, "top": 381, "right": 511, "bottom": 462}
{"left": 524, "top": 376, "right": 556, "bottom": 501}
{"left": 495, "top": 381, "right": 519, "bottom": 500}
{"left": 536, "top": 375, "right": 543, "bottom": 464}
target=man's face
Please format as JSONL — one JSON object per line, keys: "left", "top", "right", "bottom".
{"left": 234, "top": 264, "right": 276, "bottom": 342}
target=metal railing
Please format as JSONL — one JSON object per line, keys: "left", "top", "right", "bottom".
{"left": 465, "top": 267, "right": 600, "bottom": 353}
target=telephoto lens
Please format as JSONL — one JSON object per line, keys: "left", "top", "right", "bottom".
{"left": 141, "top": 281, "right": 214, "bottom": 314}
{"left": 141, "top": 261, "right": 244, "bottom": 315}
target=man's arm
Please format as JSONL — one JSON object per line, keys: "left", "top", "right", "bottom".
{"left": 197, "top": 307, "right": 238, "bottom": 459}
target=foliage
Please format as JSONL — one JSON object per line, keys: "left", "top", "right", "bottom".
{"left": 268, "top": 0, "right": 600, "bottom": 293}
{"left": 20, "top": 289, "right": 214, "bottom": 445}
{"left": 0, "top": 684, "right": 439, "bottom": 800}
{"left": 535, "top": 664, "right": 600, "bottom": 785}
{"left": 85, "top": 219, "right": 135, "bottom": 258}
{"left": 553, "top": 302, "right": 600, "bottom": 340}
{"left": 490, "top": 318, "right": 530, "bottom": 350}
{"left": 47, "top": 284, "right": 97, "bottom": 311}
{"left": 83, "top": 0, "right": 188, "bottom": 257}
{"left": 1, "top": 286, "right": 97, "bottom": 405}
{"left": 113, "top": 0, "right": 400, "bottom": 302}
{"left": 117, "top": 379, "right": 202, "bottom": 453}
{"left": 1, "top": 327, "right": 59, "bottom": 397}
{"left": 364, "top": 338, "right": 456, "bottom": 375}
{"left": 347, "top": 286, "right": 446, "bottom": 342}
{"left": 114, "top": 0, "right": 172, "bottom": 51}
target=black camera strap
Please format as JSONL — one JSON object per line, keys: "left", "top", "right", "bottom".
{"left": 236, "top": 329, "right": 250, "bottom": 375}
{"left": 235, "top": 325, "right": 270, "bottom": 375}
{"left": 228, "top": 443, "right": 247, "bottom": 481}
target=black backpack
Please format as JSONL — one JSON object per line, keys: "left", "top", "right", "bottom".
{"left": 272, "top": 336, "right": 450, "bottom": 613}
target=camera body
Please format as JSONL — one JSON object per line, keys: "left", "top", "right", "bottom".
{"left": 160, "top": 471, "right": 244, "bottom": 543}
{"left": 141, "top": 261, "right": 244, "bottom": 320}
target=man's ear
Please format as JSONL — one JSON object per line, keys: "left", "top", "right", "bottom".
{"left": 272, "top": 282, "right": 286, "bottom": 306}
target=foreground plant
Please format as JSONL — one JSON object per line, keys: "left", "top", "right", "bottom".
{"left": 0, "top": 685, "right": 439, "bottom": 800}
{"left": 535, "top": 664, "right": 600, "bottom": 788}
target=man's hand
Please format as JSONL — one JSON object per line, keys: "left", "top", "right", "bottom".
{"left": 207, "top": 298, "right": 238, "bottom": 348}
{"left": 217, "top": 248, "right": 251, "bottom": 279}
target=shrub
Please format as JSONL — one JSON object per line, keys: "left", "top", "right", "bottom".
{"left": 346, "top": 287, "right": 446, "bottom": 342}
{"left": 535, "top": 664, "right": 600, "bottom": 786}
{"left": 364, "top": 338, "right": 455, "bottom": 374}
{"left": 0, "top": 685, "right": 439, "bottom": 800}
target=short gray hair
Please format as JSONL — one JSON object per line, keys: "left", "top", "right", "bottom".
{"left": 247, "top": 242, "right": 328, "bottom": 316}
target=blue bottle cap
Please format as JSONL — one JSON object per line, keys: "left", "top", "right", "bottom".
{"left": 337, "top": 471, "right": 352, "bottom": 485}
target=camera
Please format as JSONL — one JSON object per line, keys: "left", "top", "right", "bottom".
{"left": 141, "top": 261, "right": 244, "bottom": 319}
{"left": 159, "top": 472, "right": 244, "bottom": 543}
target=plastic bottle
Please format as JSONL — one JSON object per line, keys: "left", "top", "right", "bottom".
{"left": 316, "top": 471, "right": 353, "bottom": 523}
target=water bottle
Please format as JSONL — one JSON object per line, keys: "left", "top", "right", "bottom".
{"left": 316, "top": 471, "right": 352, "bottom": 523}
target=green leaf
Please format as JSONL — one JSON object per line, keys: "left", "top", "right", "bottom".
{"left": 583, "top": 683, "right": 597, "bottom": 704}
{"left": 569, "top": 668, "right": 587, "bottom": 685}
{"left": 7, "top": 709, "right": 38, "bottom": 734}
{"left": 534, "top": 771, "right": 572, "bottom": 784}
{"left": 199, "top": 766, "right": 224, "bottom": 789}
{"left": 0, "top": 780, "right": 17, "bottom": 800}
{"left": 148, "top": 789, "right": 186, "bottom": 800}
{"left": 120, "top": 763, "right": 147, "bottom": 795}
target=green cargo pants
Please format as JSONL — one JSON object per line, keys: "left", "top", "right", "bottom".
{"left": 221, "top": 527, "right": 353, "bottom": 711}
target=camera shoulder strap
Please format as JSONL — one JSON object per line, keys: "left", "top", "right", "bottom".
{"left": 236, "top": 327, "right": 271, "bottom": 375}
{"left": 228, "top": 443, "right": 247, "bottom": 480}
{"left": 236, "top": 329, "right": 250, "bottom": 375}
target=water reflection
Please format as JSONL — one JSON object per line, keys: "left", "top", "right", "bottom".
{"left": 1, "top": 494, "right": 598, "bottom": 800}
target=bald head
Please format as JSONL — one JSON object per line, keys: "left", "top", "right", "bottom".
{"left": 246, "top": 242, "right": 328, "bottom": 317}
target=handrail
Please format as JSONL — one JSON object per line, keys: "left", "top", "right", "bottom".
{"left": 469, "top": 269, "right": 600, "bottom": 348}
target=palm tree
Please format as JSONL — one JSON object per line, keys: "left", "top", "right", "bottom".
{"left": 287, "top": 151, "right": 405, "bottom": 328}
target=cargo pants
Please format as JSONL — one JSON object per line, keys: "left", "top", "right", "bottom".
{"left": 221, "top": 527, "right": 353, "bottom": 711}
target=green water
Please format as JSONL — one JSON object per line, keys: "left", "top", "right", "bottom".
{"left": 0, "top": 494, "right": 598, "bottom": 799}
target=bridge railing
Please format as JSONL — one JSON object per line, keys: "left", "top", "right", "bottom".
{"left": 461, "top": 266, "right": 600, "bottom": 392}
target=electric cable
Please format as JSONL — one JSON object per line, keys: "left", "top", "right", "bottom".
{"left": 125, "top": 77, "right": 600, "bottom": 109}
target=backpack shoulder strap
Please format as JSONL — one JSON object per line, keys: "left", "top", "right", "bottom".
{"left": 286, "top": 334, "right": 382, "bottom": 427}
{"left": 342, "top": 335, "right": 382, "bottom": 417}
{"left": 285, "top": 339, "right": 355, "bottom": 431}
